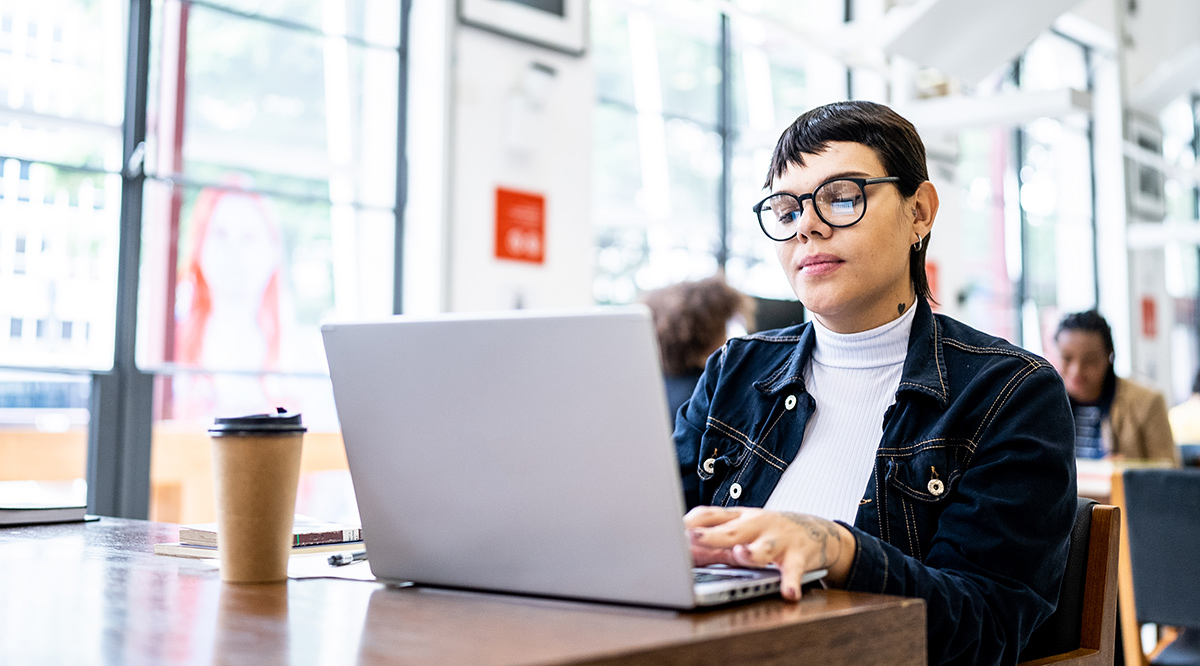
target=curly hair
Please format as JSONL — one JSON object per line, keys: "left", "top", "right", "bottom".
{"left": 642, "top": 276, "right": 753, "bottom": 377}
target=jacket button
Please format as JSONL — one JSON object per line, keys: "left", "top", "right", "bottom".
{"left": 702, "top": 458, "right": 716, "bottom": 474}
{"left": 784, "top": 394, "right": 797, "bottom": 410}
{"left": 730, "top": 483, "right": 743, "bottom": 499}
{"left": 927, "top": 478, "right": 945, "bottom": 496}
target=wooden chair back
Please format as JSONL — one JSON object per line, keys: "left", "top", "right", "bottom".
{"left": 1018, "top": 501, "right": 1120, "bottom": 666}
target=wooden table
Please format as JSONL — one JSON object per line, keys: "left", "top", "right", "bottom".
{"left": 0, "top": 518, "right": 926, "bottom": 666}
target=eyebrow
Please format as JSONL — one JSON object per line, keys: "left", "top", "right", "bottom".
{"left": 769, "top": 171, "right": 876, "bottom": 197}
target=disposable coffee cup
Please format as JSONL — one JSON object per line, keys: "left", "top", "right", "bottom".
{"left": 209, "top": 408, "right": 307, "bottom": 583}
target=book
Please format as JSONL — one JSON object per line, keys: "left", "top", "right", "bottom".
{"left": 178, "top": 514, "right": 362, "bottom": 548}
{"left": 154, "top": 540, "right": 364, "bottom": 559}
{"left": 0, "top": 502, "right": 88, "bottom": 526}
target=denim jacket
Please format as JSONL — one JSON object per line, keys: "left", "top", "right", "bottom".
{"left": 674, "top": 299, "right": 1076, "bottom": 666}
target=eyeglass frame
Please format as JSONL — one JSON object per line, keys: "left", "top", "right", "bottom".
{"left": 752, "top": 176, "right": 902, "bottom": 241}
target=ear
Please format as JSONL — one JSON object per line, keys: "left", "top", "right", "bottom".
{"left": 910, "top": 180, "right": 938, "bottom": 244}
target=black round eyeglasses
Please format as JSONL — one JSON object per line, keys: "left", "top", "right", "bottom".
{"left": 752, "top": 176, "right": 900, "bottom": 241}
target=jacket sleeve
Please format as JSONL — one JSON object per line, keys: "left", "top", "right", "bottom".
{"left": 672, "top": 345, "right": 726, "bottom": 510}
{"left": 839, "top": 364, "right": 1077, "bottom": 666}
{"left": 1139, "top": 392, "right": 1180, "bottom": 464}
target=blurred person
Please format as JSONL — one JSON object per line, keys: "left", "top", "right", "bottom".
{"left": 642, "top": 276, "right": 753, "bottom": 422}
{"left": 1054, "top": 310, "right": 1178, "bottom": 463}
{"left": 676, "top": 101, "right": 1075, "bottom": 666}
{"left": 173, "top": 176, "right": 288, "bottom": 419}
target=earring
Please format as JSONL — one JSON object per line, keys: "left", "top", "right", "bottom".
{"left": 912, "top": 236, "right": 923, "bottom": 252}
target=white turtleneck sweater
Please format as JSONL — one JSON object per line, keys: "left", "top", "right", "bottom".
{"left": 762, "top": 303, "right": 917, "bottom": 524}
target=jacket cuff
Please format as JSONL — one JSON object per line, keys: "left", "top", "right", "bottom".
{"left": 836, "top": 521, "right": 890, "bottom": 594}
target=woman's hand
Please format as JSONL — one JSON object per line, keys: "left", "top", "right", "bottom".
{"left": 684, "top": 506, "right": 856, "bottom": 600}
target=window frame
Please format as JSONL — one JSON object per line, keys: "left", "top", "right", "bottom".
{"left": 85, "top": 0, "right": 411, "bottom": 518}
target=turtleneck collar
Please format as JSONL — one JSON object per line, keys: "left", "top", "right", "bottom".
{"left": 811, "top": 302, "right": 917, "bottom": 369}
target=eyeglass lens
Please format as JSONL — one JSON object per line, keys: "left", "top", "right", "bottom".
{"left": 759, "top": 179, "right": 867, "bottom": 239}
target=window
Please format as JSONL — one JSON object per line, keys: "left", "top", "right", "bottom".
{"left": 591, "top": 4, "right": 1103, "bottom": 359}
{"left": 592, "top": 0, "right": 852, "bottom": 307}
{"left": 1016, "top": 32, "right": 1096, "bottom": 354}
{"left": 592, "top": 1, "right": 722, "bottom": 304}
{"left": 0, "top": 0, "right": 406, "bottom": 523}
{"left": 726, "top": 12, "right": 829, "bottom": 300}
{"left": 1159, "top": 94, "right": 1200, "bottom": 400}
{"left": 0, "top": 0, "right": 126, "bottom": 503}
{"left": 135, "top": 0, "right": 403, "bottom": 524}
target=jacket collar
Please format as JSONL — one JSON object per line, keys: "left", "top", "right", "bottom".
{"left": 752, "top": 298, "right": 950, "bottom": 407}
{"left": 899, "top": 298, "right": 950, "bottom": 406}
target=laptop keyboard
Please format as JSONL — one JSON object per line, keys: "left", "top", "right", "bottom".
{"left": 693, "top": 570, "right": 756, "bottom": 584}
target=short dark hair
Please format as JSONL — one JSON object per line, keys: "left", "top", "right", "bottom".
{"left": 764, "top": 100, "right": 933, "bottom": 303}
{"left": 642, "top": 276, "right": 753, "bottom": 376}
{"left": 1055, "top": 310, "right": 1115, "bottom": 357}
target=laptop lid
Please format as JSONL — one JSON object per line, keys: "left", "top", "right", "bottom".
{"left": 322, "top": 306, "right": 704, "bottom": 608}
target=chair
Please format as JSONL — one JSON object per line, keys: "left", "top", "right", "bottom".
{"left": 1018, "top": 498, "right": 1121, "bottom": 665}
{"left": 1122, "top": 468, "right": 1200, "bottom": 666}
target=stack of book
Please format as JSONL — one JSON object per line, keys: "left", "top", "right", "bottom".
{"left": 0, "top": 502, "right": 88, "bottom": 526}
{"left": 0, "top": 480, "right": 90, "bottom": 526}
{"left": 154, "top": 515, "right": 363, "bottom": 559}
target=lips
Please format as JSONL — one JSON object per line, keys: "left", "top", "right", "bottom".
{"left": 798, "top": 253, "right": 844, "bottom": 276}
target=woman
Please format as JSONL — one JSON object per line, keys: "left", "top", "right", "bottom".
{"left": 675, "top": 101, "right": 1075, "bottom": 666}
{"left": 1054, "top": 309, "right": 1177, "bottom": 463}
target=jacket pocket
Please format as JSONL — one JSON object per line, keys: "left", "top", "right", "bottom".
{"left": 884, "top": 439, "right": 972, "bottom": 503}
{"left": 696, "top": 430, "right": 751, "bottom": 482}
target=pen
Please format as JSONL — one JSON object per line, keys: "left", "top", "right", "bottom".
{"left": 328, "top": 550, "right": 368, "bottom": 567}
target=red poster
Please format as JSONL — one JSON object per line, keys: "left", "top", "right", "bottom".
{"left": 1142, "top": 296, "right": 1157, "bottom": 339}
{"left": 494, "top": 187, "right": 545, "bottom": 264}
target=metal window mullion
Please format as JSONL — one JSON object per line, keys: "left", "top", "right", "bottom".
{"left": 87, "top": 0, "right": 154, "bottom": 519}
{"left": 1012, "top": 58, "right": 1028, "bottom": 346}
{"left": 1085, "top": 43, "right": 1100, "bottom": 308}
{"left": 1192, "top": 93, "right": 1200, "bottom": 374}
{"left": 1192, "top": 93, "right": 1200, "bottom": 221}
{"left": 717, "top": 12, "right": 731, "bottom": 269}
{"left": 393, "top": 0, "right": 411, "bottom": 315}
{"left": 844, "top": 0, "right": 853, "bottom": 98}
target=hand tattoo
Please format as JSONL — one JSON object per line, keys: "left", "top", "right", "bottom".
{"left": 781, "top": 513, "right": 841, "bottom": 568}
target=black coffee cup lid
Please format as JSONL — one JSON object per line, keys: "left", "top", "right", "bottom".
{"left": 209, "top": 407, "right": 307, "bottom": 436}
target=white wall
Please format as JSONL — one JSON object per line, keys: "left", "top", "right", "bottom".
{"left": 404, "top": 0, "right": 595, "bottom": 314}
{"left": 449, "top": 26, "right": 594, "bottom": 311}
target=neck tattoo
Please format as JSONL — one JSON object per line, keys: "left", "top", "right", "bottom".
{"left": 898, "top": 302, "right": 906, "bottom": 314}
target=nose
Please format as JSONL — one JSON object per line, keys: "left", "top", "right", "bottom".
{"left": 793, "top": 200, "right": 829, "bottom": 241}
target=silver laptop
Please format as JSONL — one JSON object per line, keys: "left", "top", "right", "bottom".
{"left": 321, "top": 306, "right": 824, "bottom": 609}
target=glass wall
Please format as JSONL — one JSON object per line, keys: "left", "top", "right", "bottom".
{"left": 1016, "top": 32, "right": 1096, "bottom": 355}
{"left": 1160, "top": 94, "right": 1200, "bottom": 401}
{"left": 0, "top": 0, "right": 128, "bottom": 506}
{"left": 951, "top": 126, "right": 1020, "bottom": 343}
{"left": 134, "top": 0, "right": 401, "bottom": 524}
{"left": 726, "top": 10, "right": 841, "bottom": 300}
{"left": 590, "top": 1, "right": 1104, "bottom": 355}
{"left": 592, "top": 0, "right": 722, "bottom": 304}
{"left": 0, "top": 0, "right": 404, "bottom": 524}
{"left": 591, "top": 0, "right": 847, "bottom": 307}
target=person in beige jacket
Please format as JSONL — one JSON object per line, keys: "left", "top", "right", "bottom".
{"left": 1054, "top": 310, "right": 1178, "bottom": 464}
